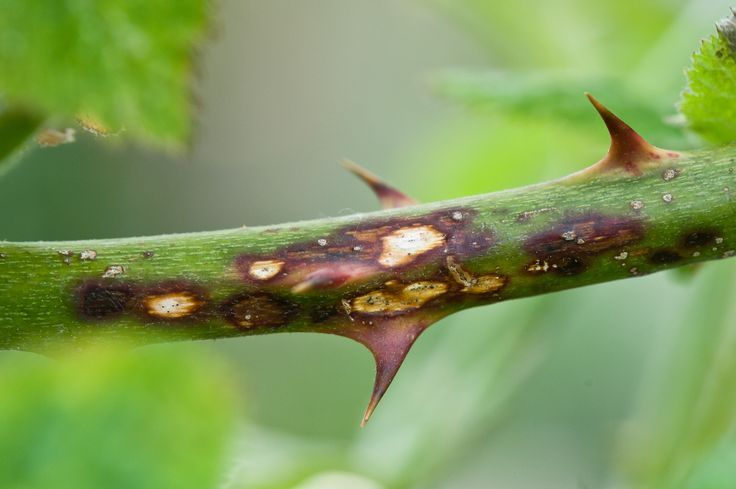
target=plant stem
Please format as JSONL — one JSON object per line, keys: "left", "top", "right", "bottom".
{"left": 2, "top": 99, "right": 736, "bottom": 421}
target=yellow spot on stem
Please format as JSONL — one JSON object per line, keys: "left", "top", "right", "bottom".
{"left": 144, "top": 293, "right": 203, "bottom": 319}
{"left": 378, "top": 225, "right": 445, "bottom": 268}
{"left": 351, "top": 281, "right": 448, "bottom": 314}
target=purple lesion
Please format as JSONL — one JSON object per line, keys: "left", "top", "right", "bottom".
{"left": 233, "top": 207, "right": 495, "bottom": 292}
{"left": 524, "top": 212, "right": 645, "bottom": 276}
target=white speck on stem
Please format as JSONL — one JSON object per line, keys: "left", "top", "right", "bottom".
{"left": 80, "top": 250, "right": 97, "bottom": 261}
{"left": 662, "top": 193, "right": 673, "bottom": 203}
{"left": 102, "top": 265, "right": 124, "bottom": 278}
{"left": 317, "top": 239, "right": 327, "bottom": 247}
{"left": 630, "top": 200, "right": 644, "bottom": 210}
{"left": 662, "top": 168, "right": 678, "bottom": 181}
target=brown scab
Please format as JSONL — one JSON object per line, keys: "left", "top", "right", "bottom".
{"left": 682, "top": 229, "right": 719, "bottom": 248}
{"left": 77, "top": 279, "right": 208, "bottom": 322}
{"left": 524, "top": 213, "right": 644, "bottom": 276}
{"left": 221, "top": 293, "right": 297, "bottom": 329}
{"left": 649, "top": 249, "right": 682, "bottom": 265}
{"left": 77, "top": 281, "right": 135, "bottom": 320}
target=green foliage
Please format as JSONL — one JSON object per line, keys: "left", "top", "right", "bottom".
{"left": 0, "top": 105, "right": 43, "bottom": 176}
{"left": 0, "top": 347, "right": 236, "bottom": 489}
{"left": 431, "top": 71, "right": 687, "bottom": 147}
{"left": 680, "top": 12, "right": 736, "bottom": 144}
{"left": 0, "top": 0, "right": 209, "bottom": 147}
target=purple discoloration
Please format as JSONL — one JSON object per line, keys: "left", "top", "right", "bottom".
{"left": 524, "top": 213, "right": 645, "bottom": 276}
{"left": 234, "top": 208, "right": 494, "bottom": 291}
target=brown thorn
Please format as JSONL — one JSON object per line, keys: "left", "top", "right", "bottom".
{"left": 318, "top": 314, "right": 438, "bottom": 426}
{"left": 342, "top": 159, "right": 417, "bottom": 209}
{"left": 582, "top": 93, "right": 678, "bottom": 176}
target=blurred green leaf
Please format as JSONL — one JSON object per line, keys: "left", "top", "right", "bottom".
{"left": 617, "top": 261, "right": 736, "bottom": 488}
{"left": 680, "top": 10, "right": 736, "bottom": 144}
{"left": 0, "top": 347, "right": 236, "bottom": 489}
{"left": 0, "top": 105, "right": 42, "bottom": 176}
{"left": 682, "top": 439, "right": 736, "bottom": 489}
{"left": 432, "top": 71, "right": 687, "bottom": 147}
{"left": 0, "top": 0, "right": 209, "bottom": 147}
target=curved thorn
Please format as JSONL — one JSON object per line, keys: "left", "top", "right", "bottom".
{"left": 342, "top": 159, "right": 417, "bottom": 209}
{"left": 320, "top": 315, "right": 436, "bottom": 426}
{"left": 582, "top": 93, "right": 680, "bottom": 177}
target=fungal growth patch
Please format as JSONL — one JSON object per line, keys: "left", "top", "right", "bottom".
{"left": 378, "top": 225, "right": 446, "bottom": 268}
{"left": 143, "top": 292, "right": 204, "bottom": 319}
{"left": 350, "top": 280, "right": 448, "bottom": 315}
{"left": 571, "top": 94, "right": 680, "bottom": 178}
{"left": 342, "top": 159, "right": 417, "bottom": 209}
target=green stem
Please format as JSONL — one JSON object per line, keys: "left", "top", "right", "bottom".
{"left": 2, "top": 112, "right": 736, "bottom": 420}
{"left": 1, "top": 145, "right": 735, "bottom": 352}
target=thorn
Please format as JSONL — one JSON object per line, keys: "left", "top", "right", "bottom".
{"left": 583, "top": 93, "right": 678, "bottom": 176}
{"left": 342, "top": 159, "right": 417, "bottom": 209}
{"left": 321, "top": 314, "right": 439, "bottom": 426}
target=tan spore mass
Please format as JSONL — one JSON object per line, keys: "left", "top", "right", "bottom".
{"left": 144, "top": 292, "right": 204, "bottom": 319}
{"left": 248, "top": 259, "right": 285, "bottom": 280}
{"left": 378, "top": 225, "right": 446, "bottom": 268}
{"left": 351, "top": 280, "right": 448, "bottom": 314}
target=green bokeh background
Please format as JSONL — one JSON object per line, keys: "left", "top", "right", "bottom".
{"left": 2, "top": 0, "right": 736, "bottom": 487}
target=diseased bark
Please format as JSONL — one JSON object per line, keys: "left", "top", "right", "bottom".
{"left": 1, "top": 96, "right": 735, "bottom": 423}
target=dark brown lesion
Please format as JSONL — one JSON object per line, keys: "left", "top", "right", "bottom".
{"left": 524, "top": 213, "right": 645, "bottom": 276}
{"left": 220, "top": 293, "right": 298, "bottom": 330}
{"left": 682, "top": 229, "right": 719, "bottom": 248}
{"left": 77, "top": 281, "right": 135, "bottom": 319}
{"left": 76, "top": 279, "right": 209, "bottom": 323}
{"left": 649, "top": 249, "right": 683, "bottom": 265}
